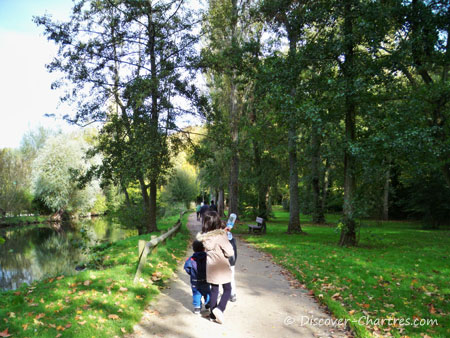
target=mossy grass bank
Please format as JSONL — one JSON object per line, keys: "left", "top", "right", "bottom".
{"left": 0, "top": 213, "right": 190, "bottom": 338}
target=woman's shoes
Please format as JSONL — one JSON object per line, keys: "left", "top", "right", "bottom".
{"left": 212, "top": 308, "right": 224, "bottom": 324}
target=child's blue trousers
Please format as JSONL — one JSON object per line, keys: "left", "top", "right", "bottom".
{"left": 192, "top": 283, "right": 210, "bottom": 308}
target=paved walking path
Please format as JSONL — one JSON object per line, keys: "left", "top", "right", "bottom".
{"left": 129, "top": 213, "right": 351, "bottom": 338}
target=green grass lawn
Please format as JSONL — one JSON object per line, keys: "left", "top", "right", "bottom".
{"left": 235, "top": 207, "right": 449, "bottom": 338}
{"left": 0, "top": 213, "right": 190, "bottom": 338}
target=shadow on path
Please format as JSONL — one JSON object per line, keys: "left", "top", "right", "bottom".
{"left": 128, "top": 213, "right": 352, "bottom": 338}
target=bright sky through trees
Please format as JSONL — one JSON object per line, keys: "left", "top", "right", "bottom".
{"left": 0, "top": 0, "right": 204, "bottom": 149}
{"left": 0, "top": 0, "right": 77, "bottom": 149}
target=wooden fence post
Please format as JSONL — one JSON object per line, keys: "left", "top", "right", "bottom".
{"left": 133, "top": 218, "right": 184, "bottom": 284}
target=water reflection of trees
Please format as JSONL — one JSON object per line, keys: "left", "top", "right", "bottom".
{"left": 0, "top": 217, "right": 136, "bottom": 290}
{"left": 0, "top": 226, "right": 48, "bottom": 290}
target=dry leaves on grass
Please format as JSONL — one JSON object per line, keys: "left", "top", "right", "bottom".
{"left": 108, "top": 314, "right": 121, "bottom": 320}
{"left": 0, "top": 329, "right": 12, "bottom": 337}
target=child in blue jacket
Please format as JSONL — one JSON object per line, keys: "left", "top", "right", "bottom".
{"left": 184, "top": 240, "right": 210, "bottom": 314}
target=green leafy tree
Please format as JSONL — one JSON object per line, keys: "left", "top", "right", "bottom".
{"left": 161, "top": 168, "right": 199, "bottom": 209}
{"left": 0, "top": 149, "right": 32, "bottom": 215}
{"left": 35, "top": 0, "right": 203, "bottom": 232}
{"left": 32, "top": 133, "right": 101, "bottom": 216}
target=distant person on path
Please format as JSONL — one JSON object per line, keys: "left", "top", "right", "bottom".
{"left": 209, "top": 200, "right": 218, "bottom": 212}
{"left": 184, "top": 240, "right": 211, "bottom": 315}
{"left": 199, "top": 201, "right": 210, "bottom": 224}
{"left": 197, "top": 211, "right": 234, "bottom": 324}
{"left": 196, "top": 203, "right": 202, "bottom": 221}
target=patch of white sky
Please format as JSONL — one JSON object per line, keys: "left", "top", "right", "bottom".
{"left": 0, "top": 0, "right": 206, "bottom": 149}
{"left": 0, "top": 0, "right": 77, "bottom": 149}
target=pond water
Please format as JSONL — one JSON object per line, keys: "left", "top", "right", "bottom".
{"left": 0, "top": 217, "right": 137, "bottom": 291}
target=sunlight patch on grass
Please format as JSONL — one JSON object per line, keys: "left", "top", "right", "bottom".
{"left": 242, "top": 208, "right": 450, "bottom": 338}
{"left": 0, "top": 213, "right": 191, "bottom": 338}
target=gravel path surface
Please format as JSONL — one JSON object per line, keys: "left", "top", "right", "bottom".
{"left": 129, "top": 213, "right": 351, "bottom": 338}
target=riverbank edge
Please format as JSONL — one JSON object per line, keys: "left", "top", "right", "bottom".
{"left": 0, "top": 213, "right": 106, "bottom": 229}
{"left": 0, "top": 213, "right": 191, "bottom": 338}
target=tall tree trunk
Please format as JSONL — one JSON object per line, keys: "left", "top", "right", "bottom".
{"left": 286, "top": 31, "right": 303, "bottom": 234}
{"left": 339, "top": 0, "right": 357, "bottom": 246}
{"left": 148, "top": 180, "right": 158, "bottom": 233}
{"left": 382, "top": 164, "right": 390, "bottom": 221}
{"left": 311, "top": 125, "right": 325, "bottom": 224}
{"left": 228, "top": 77, "right": 240, "bottom": 216}
{"left": 266, "top": 187, "right": 272, "bottom": 215}
{"left": 321, "top": 161, "right": 330, "bottom": 213}
{"left": 253, "top": 140, "right": 268, "bottom": 219}
{"left": 258, "top": 186, "right": 269, "bottom": 219}
{"left": 227, "top": 0, "right": 240, "bottom": 217}
{"left": 148, "top": 12, "right": 159, "bottom": 233}
{"left": 218, "top": 188, "right": 225, "bottom": 217}
{"left": 288, "top": 127, "right": 302, "bottom": 233}
{"left": 228, "top": 150, "right": 239, "bottom": 216}
{"left": 138, "top": 176, "right": 152, "bottom": 234}
{"left": 122, "top": 184, "right": 131, "bottom": 207}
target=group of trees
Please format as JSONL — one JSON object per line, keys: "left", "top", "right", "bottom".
{"left": 0, "top": 127, "right": 105, "bottom": 219}
{"left": 35, "top": 0, "right": 205, "bottom": 233}
{"left": 193, "top": 0, "right": 450, "bottom": 245}
{"left": 4, "top": 0, "right": 442, "bottom": 244}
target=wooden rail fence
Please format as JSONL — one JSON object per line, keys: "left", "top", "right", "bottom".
{"left": 133, "top": 211, "right": 185, "bottom": 283}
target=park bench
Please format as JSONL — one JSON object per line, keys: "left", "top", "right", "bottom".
{"left": 248, "top": 217, "right": 266, "bottom": 234}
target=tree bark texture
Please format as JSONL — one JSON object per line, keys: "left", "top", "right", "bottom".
{"left": 339, "top": 0, "right": 357, "bottom": 246}
{"left": 288, "top": 127, "right": 302, "bottom": 233}
{"left": 321, "top": 160, "right": 330, "bottom": 213}
{"left": 218, "top": 188, "right": 225, "bottom": 217}
{"left": 382, "top": 164, "right": 390, "bottom": 221}
{"left": 311, "top": 125, "right": 325, "bottom": 224}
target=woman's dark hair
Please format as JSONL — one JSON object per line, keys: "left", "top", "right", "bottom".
{"left": 192, "top": 240, "right": 204, "bottom": 252}
{"left": 202, "top": 211, "right": 222, "bottom": 233}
